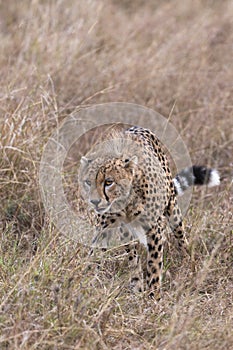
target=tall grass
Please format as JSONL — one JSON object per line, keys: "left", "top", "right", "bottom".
{"left": 0, "top": 1, "right": 232, "bottom": 349}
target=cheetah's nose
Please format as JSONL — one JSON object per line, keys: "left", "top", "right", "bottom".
{"left": 90, "top": 199, "right": 101, "bottom": 207}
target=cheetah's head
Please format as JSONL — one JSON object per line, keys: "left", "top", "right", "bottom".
{"left": 79, "top": 155, "right": 138, "bottom": 214}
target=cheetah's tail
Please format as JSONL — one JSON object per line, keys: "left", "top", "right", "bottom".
{"left": 173, "top": 166, "right": 220, "bottom": 196}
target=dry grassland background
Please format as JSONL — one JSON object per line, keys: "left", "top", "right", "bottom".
{"left": 0, "top": 0, "right": 233, "bottom": 349}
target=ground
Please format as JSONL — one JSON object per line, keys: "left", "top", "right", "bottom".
{"left": 0, "top": 1, "right": 233, "bottom": 349}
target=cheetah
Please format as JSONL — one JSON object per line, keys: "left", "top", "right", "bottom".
{"left": 79, "top": 125, "right": 220, "bottom": 299}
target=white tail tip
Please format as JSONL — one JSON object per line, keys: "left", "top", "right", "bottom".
{"left": 208, "top": 169, "right": 220, "bottom": 187}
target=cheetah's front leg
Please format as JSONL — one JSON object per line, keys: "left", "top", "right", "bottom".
{"left": 146, "top": 217, "right": 165, "bottom": 299}
{"left": 126, "top": 243, "right": 144, "bottom": 293}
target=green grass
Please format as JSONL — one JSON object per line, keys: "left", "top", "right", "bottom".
{"left": 0, "top": 0, "right": 233, "bottom": 349}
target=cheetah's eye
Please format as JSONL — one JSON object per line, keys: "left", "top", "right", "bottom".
{"left": 104, "top": 179, "right": 114, "bottom": 187}
{"left": 84, "top": 180, "right": 91, "bottom": 187}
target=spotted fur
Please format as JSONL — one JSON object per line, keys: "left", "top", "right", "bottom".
{"left": 79, "top": 126, "right": 220, "bottom": 299}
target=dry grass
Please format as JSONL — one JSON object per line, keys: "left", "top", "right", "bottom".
{"left": 0, "top": 0, "right": 233, "bottom": 349}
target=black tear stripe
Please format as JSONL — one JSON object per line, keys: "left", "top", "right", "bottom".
{"left": 103, "top": 183, "right": 109, "bottom": 202}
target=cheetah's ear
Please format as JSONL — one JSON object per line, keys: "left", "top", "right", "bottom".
{"left": 80, "top": 156, "right": 91, "bottom": 166}
{"left": 124, "top": 155, "right": 138, "bottom": 168}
